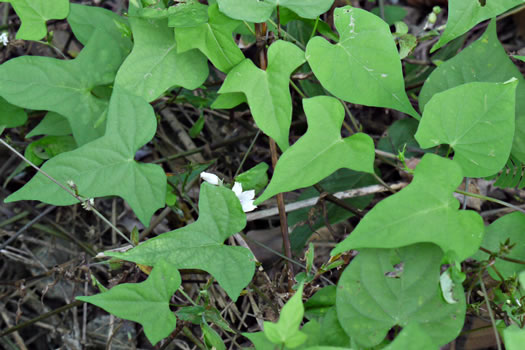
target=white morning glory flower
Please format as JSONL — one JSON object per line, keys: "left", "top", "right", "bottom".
{"left": 200, "top": 171, "right": 222, "bottom": 185}
{"left": 0, "top": 32, "right": 8, "bottom": 46}
{"left": 232, "top": 182, "right": 257, "bottom": 212}
{"left": 200, "top": 172, "right": 256, "bottom": 212}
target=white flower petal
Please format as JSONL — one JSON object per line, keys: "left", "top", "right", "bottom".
{"left": 232, "top": 183, "right": 257, "bottom": 212}
{"left": 238, "top": 189, "right": 255, "bottom": 202}
{"left": 241, "top": 200, "right": 257, "bottom": 212}
{"left": 200, "top": 171, "right": 221, "bottom": 185}
{"left": 0, "top": 32, "right": 8, "bottom": 46}
{"left": 232, "top": 181, "right": 243, "bottom": 196}
{"left": 81, "top": 198, "right": 95, "bottom": 211}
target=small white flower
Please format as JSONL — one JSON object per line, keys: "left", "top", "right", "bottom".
{"left": 81, "top": 198, "right": 95, "bottom": 211}
{"left": 232, "top": 182, "right": 257, "bottom": 212}
{"left": 200, "top": 171, "right": 222, "bottom": 186}
{"left": 0, "top": 32, "right": 8, "bottom": 46}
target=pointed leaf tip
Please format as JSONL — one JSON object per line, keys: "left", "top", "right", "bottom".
{"left": 415, "top": 81, "right": 516, "bottom": 178}
{"left": 77, "top": 260, "right": 180, "bottom": 345}
{"left": 306, "top": 6, "right": 420, "bottom": 119}
{"left": 0, "top": 27, "right": 127, "bottom": 145}
{"left": 419, "top": 20, "right": 525, "bottom": 163}
{"left": 431, "top": 0, "right": 523, "bottom": 52}
{"left": 263, "top": 284, "right": 306, "bottom": 347}
{"left": 115, "top": 8, "right": 208, "bottom": 102}
{"left": 6, "top": 0, "right": 70, "bottom": 40}
{"left": 216, "top": 40, "right": 305, "bottom": 151}
{"left": 5, "top": 88, "right": 166, "bottom": 226}
{"left": 256, "top": 96, "right": 375, "bottom": 204}
{"left": 106, "top": 183, "right": 254, "bottom": 301}
{"left": 332, "top": 153, "right": 484, "bottom": 260}
{"left": 175, "top": 4, "right": 244, "bottom": 73}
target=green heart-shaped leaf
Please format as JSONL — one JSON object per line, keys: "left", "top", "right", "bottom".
{"left": 0, "top": 28, "right": 128, "bottom": 145}
{"left": 264, "top": 284, "right": 307, "bottom": 348}
{"left": 68, "top": 3, "right": 132, "bottom": 54}
{"left": 216, "top": 0, "right": 335, "bottom": 23}
{"left": 213, "top": 40, "right": 305, "bottom": 151}
{"left": 77, "top": 260, "right": 180, "bottom": 346}
{"left": 5, "top": 87, "right": 167, "bottom": 226}
{"left": 306, "top": 6, "right": 419, "bottom": 119}
{"left": 108, "top": 183, "right": 254, "bottom": 301}
{"left": 332, "top": 154, "right": 484, "bottom": 261}
{"left": 431, "top": 0, "right": 524, "bottom": 52}
{"left": 168, "top": 0, "right": 209, "bottom": 27}
{"left": 336, "top": 244, "right": 465, "bottom": 347}
{"left": 114, "top": 1, "right": 209, "bottom": 102}
{"left": 256, "top": 96, "right": 375, "bottom": 204}
{"left": 0, "top": 0, "right": 69, "bottom": 40}
{"left": 419, "top": 20, "right": 525, "bottom": 164}
{"left": 415, "top": 80, "right": 517, "bottom": 177}
{"left": 175, "top": 4, "right": 244, "bottom": 73}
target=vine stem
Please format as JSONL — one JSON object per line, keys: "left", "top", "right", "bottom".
{"left": 479, "top": 276, "right": 503, "bottom": 350}
{"left": 152, "top": 132, "right": 256, "bottom": 163}
{"left": 309, "top": 17, "right": 320, "bottom": 40}
{"left": 1, "top": 3, "right": 8, "bottom": 26}
{"left": 234, "top": 130, "right": 261, "bottom": 178}
{"left": 36, "top": 40, "right": 67, "bottom": 59}
{"left": 276, "top": 5, "right": 281, "bottom": 40}
{"left": 158, "top": 323, "right": 185, "bottom": 350}
{"left": 240, "top": 233, "right": 334, "bottom": 286}
{"left": 182, "top": 326, "right": 207, "bottom": 350}
{"left": 497, "top": 3, "right": 525, "bottom": 21}
{"left": 479, "top": 247, "right": 525, "bottom": 265}
{"left": 267, "top": 18, "right": 306, "bottom": 50}
{"left": 462, "top": 177, "right": 470, "bottom": 210}
{"left": 0, "top": 205, "right": 55, "bottom": 251}
{"left": 243, "top": 20, "right": 256, "bottom": 36}
{"left": 270, "top": 139, "right": 295, "bottom": 291}
{"left": 455, "top": 189, "right": 525, "bottom": 215}
{"left": 0, "top": 138, "right": 132, "bottom": 245}
{"left": 378, "top": 0, "right": 386, "bottom": 20}
{"left": 289, "top": 79, "right": 306, "bottom": 99}
{"left": 341, "top": 100, "right": 360, "bottom": 134}
{"left": 178, "top": 286, "right": 198, "bottom": 306}
{"left": 255, "top": 22, "right": 295, "bottom": 291}
{"left": 314, "top": 184, "right": 363, "bottom": 218}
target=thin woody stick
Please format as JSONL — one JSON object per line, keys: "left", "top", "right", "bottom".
{"left": 247, "top": 182, "right": 409, "bottom": 221}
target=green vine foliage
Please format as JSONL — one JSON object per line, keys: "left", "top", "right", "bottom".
{"left": 0, "top": 0, "right": 69, "bottom": 40}
{"left": 306, "top": 6, "right": 420, "bottom": 119}
{"left": 2, "top": 0, "right": 525, "bottom": 347}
